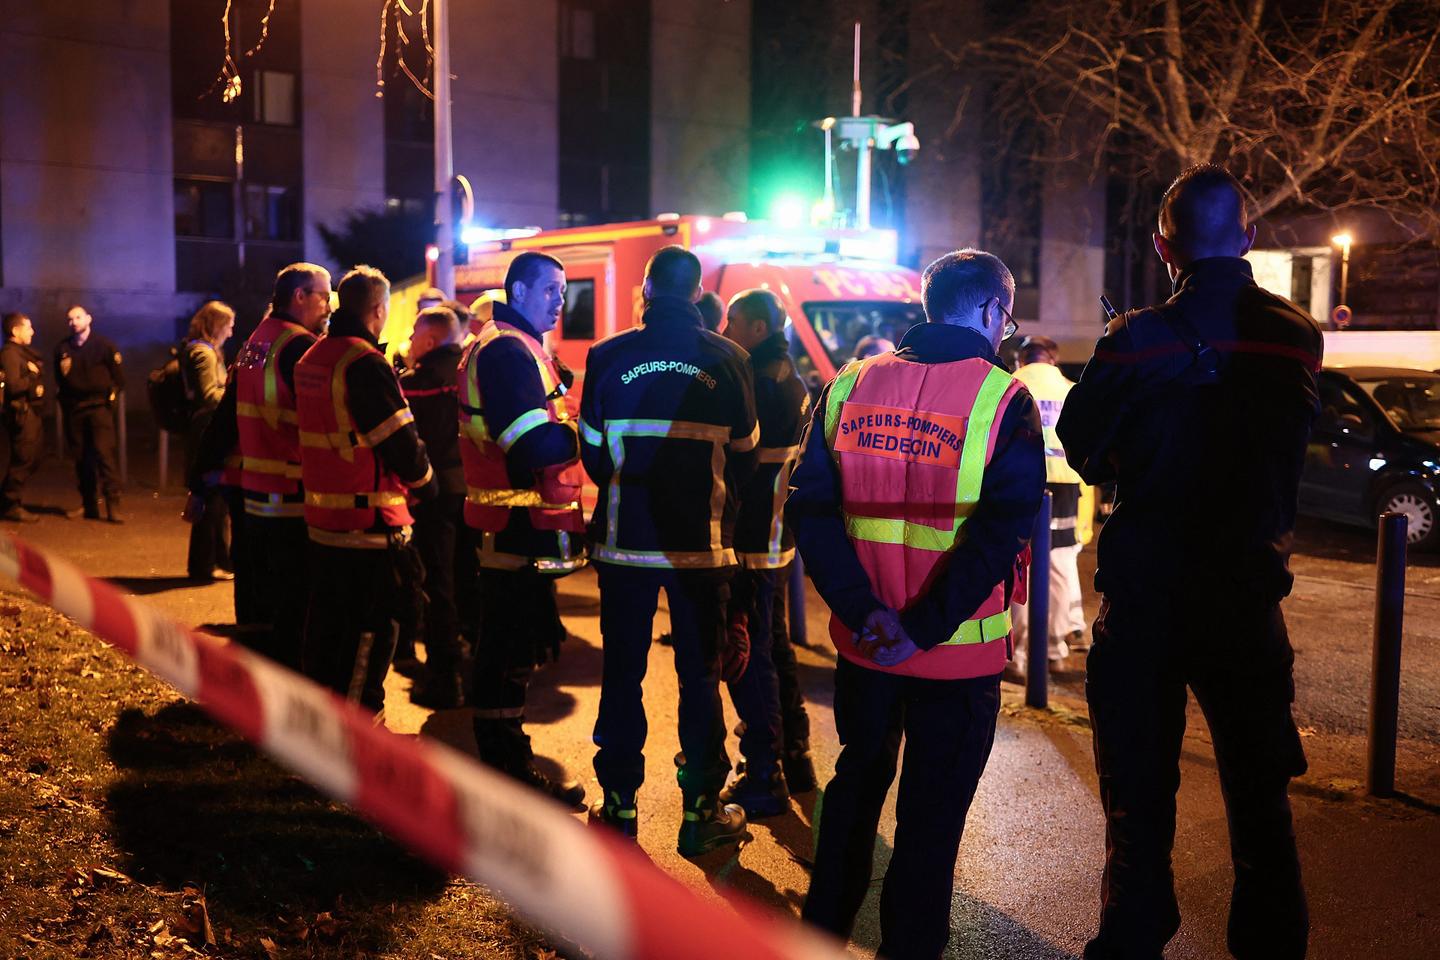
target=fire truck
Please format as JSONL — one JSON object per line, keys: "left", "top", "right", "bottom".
{"left": 427, "top": 213, "right": 925, "bottom": 392}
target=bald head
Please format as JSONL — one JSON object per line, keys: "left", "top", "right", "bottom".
{"left": 1155, "top": 164, "right": 1256, "bottom": 268}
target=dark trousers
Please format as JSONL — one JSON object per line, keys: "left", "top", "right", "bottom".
{"left": 471, "top": 567, "right": 560, "bottom": 770}
{"left": 303, "top": 541, "right": 409, "bottom": 713}
{"left": 802, "top": 657, "right": 1000, "bottom": 960}
{"left": 592, "top": 563, "right": 733, "bottom": 798}
{"left": 245, "top": 513, "right": 309, "bottom": 669}
{"left": 1084, "top": 593, "right": 1308, "bottom": 960}
{"left": 186, "top": 488, "right": 230, "bottom": 577}
{"left": 412, "top": 493, "right": 464, "bottom": 673}
{"left": 2, "top": 409, "right": 41, "bottom": 509}
{"left": 726, "top": 567, "right": 783, "bottom": 776}
{"left": 771, "top": 562, "right": 810, "bottom": 751}
{"left": 223, "top": 488, "right": 262, "bottom": 626}
{"left": 66, "top": 403, "right": 120, "bottom": 509}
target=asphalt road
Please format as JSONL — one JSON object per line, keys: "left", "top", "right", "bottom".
{"left": 7, "top": 457, "right": 1439, "bottom": 959}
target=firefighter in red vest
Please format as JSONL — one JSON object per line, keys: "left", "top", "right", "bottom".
{"left": 190, "top": 264, "right": 332, "bottom": 665}
{"left": 295, "top": 266, "right": 435, "bottom": 715}
{"left": 457, "top": 251, "right": 587, "bottom": 807}
{"left": 788, "top": 249, "right": 1045, "bottom": 959}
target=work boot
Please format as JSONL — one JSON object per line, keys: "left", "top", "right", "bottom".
{"left": 103, "top": 496, "right": 124, "bottom": 524}
{"left": 677, "top": 791, "right": 748, "bottom": 858}
{"left": 512, "top": 763, "right": 586, "bottom": 810}
{"left": 782, "top": 743, "right": 818, "bottom": 794}
{"left": 410, "top": 669, "right": 465, "bottom": 710}
{"left": 720, "top": 766, "right": 790, "bottom": 819}
{"left": 588, "top": 790, "right": 638, "bottom": 841}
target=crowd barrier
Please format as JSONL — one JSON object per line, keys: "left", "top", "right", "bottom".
{"left": 0, "top": 532, "right": 845, "bottom": 960}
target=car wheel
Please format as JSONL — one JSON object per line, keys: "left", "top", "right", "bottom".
{"left": 1378, "top": 482, "right": 1440, "bottom": 550}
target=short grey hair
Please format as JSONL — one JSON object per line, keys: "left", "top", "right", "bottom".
{"left": 921, "top": 249, "right": 1015, "bottom": 324}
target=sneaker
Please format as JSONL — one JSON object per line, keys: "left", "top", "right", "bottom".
{"left": 677, "top": 793, "right": 748, "bottom": 858}
{"left": 1067, "top": 629, "right": 1090, "bottom": 654}
{"left": 410, "top": 671, "right": 465, "bottom": 710}
{"left": 719, "top": 767, "right": 790, "bottom": 818}
{"left": 588, "top": 791, "right": 638, "bottom": 840}
{"left": 513, "top": 764, "right": 586, "bottom": 810}
{"left": 0, "top": 505, "right": 36, "bottom": 523}
{"left": 782, "top": 745, "right": 818, "bottom": 794}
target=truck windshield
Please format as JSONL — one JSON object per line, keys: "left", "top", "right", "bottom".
{"left": 1357, "top": 375, "right": 1440, "bottom": 431}
{"left": 790, "top": 301, "right": 925, "bottom": 378}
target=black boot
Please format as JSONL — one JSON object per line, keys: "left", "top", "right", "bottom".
{"left": 103, "top": 495, "right": 124, "bottom": 524}
{"left": 677, "top": 791, "right": 748, "bottom": 858}
{"left": 411, "top": 668, "right": 464, "bottom": 709}
{"left": 720, "top": 766, "right": 790, "bottom": 819}
{"left": 514, "top": 763, "right": 586, "bottom": 809}
{"left": 588, "top": 790, "right": 638, "bottom": 840}
{"left": 782, "top": 742, "right": 818, "bottom": 794}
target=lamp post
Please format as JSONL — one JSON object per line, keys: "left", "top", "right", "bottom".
{"left": 1332, "top": 231, "right": 1353, "bottom": 306}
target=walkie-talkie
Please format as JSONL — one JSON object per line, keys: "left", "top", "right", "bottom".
{"left": 1100, "top": 295, "right": 1118, "bottom": 323}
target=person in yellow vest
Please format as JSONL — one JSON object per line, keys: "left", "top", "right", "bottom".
{"left": 295, "top": 266, "right": 435, "bottom": 715}
{"left": 1010, "top": 334, "right": 1092, "bottom": 677}
{"left": 788, "top": 249, "right": 1045, "bottom": 959}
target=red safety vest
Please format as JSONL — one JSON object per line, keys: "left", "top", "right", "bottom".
{"left": 295, "top": 336, "right": 415, "bottom": 546}
{"left": 235, "top": 315, "right": 310, "bottom": 514}
{"left": 458, "top": 320, "right": 585, "bottom": 536}
{"left": 822, "top": 352, "right": 1028, "bottom": 679}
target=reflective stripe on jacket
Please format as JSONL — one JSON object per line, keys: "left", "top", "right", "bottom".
{"left": 1012, "top": 361, "right": 1083, "bottom": 485}
{"left": 295, "top": 336, "right": 415, "bottom": 541}
{"left": 458, "top": 320, "right": 585, "bottom": 571}
{"left": 235, "top": 316, "right": 311, "bottom": 509}
{"left": 822, "top": 352, "right": 1025, "bottom": 679}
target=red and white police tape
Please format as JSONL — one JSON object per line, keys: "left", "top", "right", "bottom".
{"left": 0, "top": 533, "right": 844, "bottom": 960}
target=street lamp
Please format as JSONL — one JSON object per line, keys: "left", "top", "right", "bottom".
{"left": 1332, "top": 232, "right": 1354, "bottom": 306}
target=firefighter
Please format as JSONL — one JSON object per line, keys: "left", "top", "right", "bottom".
{"left": 1057, "top": 164, "right": 1318, "bottom": 960}
{"left": 788, "top": 249, "right": 1044, "bottom": 959}
{"left": 54, "top": 305, "right": 124, "bottom": 522}
{"left": 458, "top": 251, "right": 587, "bottom": 807}
{"left": 191, "top": 264, "right": 332, "bottom": 665}
{"left": 718, "top": 288, "right": 815, "bottom": 815}
{"left": 296, "top": 266, "right": 434, "bottom": 715}
{"left": 582, "top": 245, "right": 758, "bottom": 857}
{"left": 1009, "top": 333, "right": 1089, "bottom": 677}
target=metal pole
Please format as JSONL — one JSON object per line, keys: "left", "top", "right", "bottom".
{"left": 1025, "top": 490, "right": 1052, "bottom": 709}
{"left": 1367, "top": 511, "right": 1407, "bottom": 797}
{"left": 116, "top": 392, "right": 128, "bottom": 485}
{"left": 158, "top": 429, "right": 169, "bottom": 490}
{"left": 54, "top": 404, "right": 63, "bottom": 458}
{"left": 1340, "top": 244, "right": 1351, "bottom": 305}
{"left": 788, "top": 556, "right": 808, "bottom": 650}
{"left": 856, "top": 135, "right": 873, "bottom": 231}
{"left": 432, "top": 0, "right": 455, "bottom": 297}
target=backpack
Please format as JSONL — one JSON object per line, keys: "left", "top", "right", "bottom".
{"left": 147, "top": 345, "right": 190, "bottom": 434}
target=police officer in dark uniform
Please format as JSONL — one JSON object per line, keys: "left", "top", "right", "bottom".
{"left": 399, "top": 305, "right": 468, "bottom": 708}
{"left": 0, "top": 313, "right": 46, "bottom": 522}
{"left": 582, "top": 245, "right": 758, "bottom": 857}
{"left": 54, "top": 305, "right": 124, "bottom": 522}
{"left": 1058, "top": 164, "right": 1321, "bottom": 960}
{"left": 718, "top": 289, "right": 815, "bottom": 814}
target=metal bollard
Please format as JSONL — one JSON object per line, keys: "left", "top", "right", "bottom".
{"left": 116, "top": 391, "right": 128, "bottom": 484}
{"left": 788, "top": 555, "right": 808, "bottom": 650}
{"left": 1367, "top": 511, "right": 1407, "bottom": 797}
{"left": 158, "top": 429, "right": 170, "bottom": 490}
{"left": 1025, "top": 490, "right": 1052, "bottom": 709}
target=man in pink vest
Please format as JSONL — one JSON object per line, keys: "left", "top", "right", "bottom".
{"left": 788, "top": 249, "right": 1044, "bottom": 959}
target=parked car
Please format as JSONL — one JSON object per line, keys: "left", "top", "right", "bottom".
{"left": 1301, "top": 367, "right": 1440, "bottom": 548}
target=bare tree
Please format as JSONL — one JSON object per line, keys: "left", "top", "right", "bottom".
{"left": 931, "top": 0, "right": 1440, "bottom": 236}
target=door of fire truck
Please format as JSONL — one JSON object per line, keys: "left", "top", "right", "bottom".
{"left": 548, "top": 246, "right": 616, "bottom": 382}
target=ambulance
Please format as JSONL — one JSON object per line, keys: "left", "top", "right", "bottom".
{"left": 430, "top": 212, "right": 926, "bottom": 394}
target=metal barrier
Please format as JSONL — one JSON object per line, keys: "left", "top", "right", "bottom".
{"left": 788, "top": 556, "right": 808, "bottom": 649}
{"left": 1367, "top": 511, "right": 1407, "bottom": 797}
{"left": 1025, "top": 490, "right": 1052, "bottom": 709}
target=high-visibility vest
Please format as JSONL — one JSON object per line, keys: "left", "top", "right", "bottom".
{"left": 457, "top": 320, "right": 585, "bottom": 540}
{"left": 1012, "top": 361, "right": 1083, "bottom": 485}
{"left": 822, "top": 352, "right": 1027, "bottom": 679}
{"left": 235, "top": 316, "right": 311, "bottom": 514}
{"left": 295, "top": 336, "right": 415, "bottom": 546}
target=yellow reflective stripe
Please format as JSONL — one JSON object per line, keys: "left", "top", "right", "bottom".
{"left": 236, "top": 401, "right": 297, "bottom": 424}
{"left": 407, "top": 463, "right": 434, "bottom": 489}
{"left": 843, "top": 514, "right": 957, "bottom": 551}
{"left": 603, "top": 419, "right": 731, "bottom": 442}
{"left": 731, "top": 422, "right": 760, "bottom": 453}
{"left": 360, "top": 406, "right": 414, "bottom": 448}
{"left": 242, "top": 455, "right": 302, "bottom": 478}
{"left": 599, "top": 418, "right": 732, "bottom": 560}
{"left": 306, "top": 490, "right": 409, "bottom": 508}
{"left": 262, "top": 326, "right": 303, "bottom": 430}
{"left": 590, "top": 544, "right": 737, "bottom": 568}
{"left": 497, "top": 408, "right": 550, "bottom": 451}
{"left": 823, "top": 359, "right": 865, "bottom": 450}
{"left": 937, "top": 609, "right": 1012, "bottom": 646}
{"left": 739, "top": 547, "right": 796, "bottom": 569}
{"left": 756, "top": 444, "right": 799, "bottom": 464}
{"left": 579, "top": 417, "right": 603, "bottom": 447}
{"left": 475, "top": 530, "right": 587, "bottom": 573}
{"left": 243, "top": 499, "right": 304, "bottom": 518}
{"left": 465, "top": 485, "right": 578, "bottom": 510}
{"left": 299, "top": 429, "right": 353, "bottom": 449}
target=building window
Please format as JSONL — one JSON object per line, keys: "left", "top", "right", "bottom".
{"left": 252, "top": 70, "right": 297, "bottom": 126}
{"left": 244, "top": 183, "right": 299, "bottom": 241}
{"left": 562, "top": 279, "right": 596, "bottom": 339}
{"left": 174, "top": 178, "right": 235, "bottom": 239}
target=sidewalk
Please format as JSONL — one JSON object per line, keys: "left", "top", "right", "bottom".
{"left": 5, "top": 458, "right": 1439, "bottom": 959}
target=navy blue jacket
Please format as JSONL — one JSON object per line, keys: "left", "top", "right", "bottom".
{"left": 734, "top": 331, "right": 809, "bottom": 566}
{"left": 786, "top": 322, "right": 1045, "bottom": 650}
{"left": 579, "top": 295, "right": 758, "bottom": 568}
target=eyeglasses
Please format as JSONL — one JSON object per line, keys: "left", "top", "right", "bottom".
{"left": 986, "top": 300, "right": 1019, "bottom": 341}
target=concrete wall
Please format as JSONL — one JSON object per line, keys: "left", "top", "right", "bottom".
{"left": 650, "top": 0, "right": 750, "bottom": 216}
{"left": 449, "top": 0, "right": 559, "bottom": 227}
{"left": 1037, "top": 162, "right": 1107, "bottom": 359}
{"left": 0, "top": 1, "right": 193, "bottom": 359}
{"left": 302, "top": 0, "right": 386, "bottom": 272}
